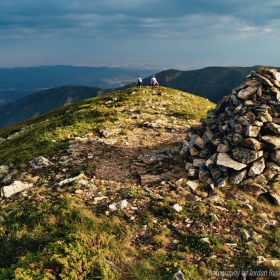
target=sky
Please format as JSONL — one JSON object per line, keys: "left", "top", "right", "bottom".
{"left": 1, "top": 0, "right": 280, "bottom": 71}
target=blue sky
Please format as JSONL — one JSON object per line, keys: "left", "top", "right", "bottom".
{"left": 1, "top": 0, "right": 280, "bottom": 70}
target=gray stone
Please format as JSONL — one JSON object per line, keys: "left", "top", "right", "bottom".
{"left": 187, "top": 169, "right": 196, "bottom": 177}
{"left": 216, "top": 177, "right": 228, "bottom": 188}
{"left": 29, "top": 156, "right": 54, "bottom": 169}
{"left": 273, "top": 72, "right": 280, "bottom": 81}
{"left": 209, "top": 166, "right": 222, "bottom": 181}
{"left": 99, "top": 128, "right": 122, "bottom": 138}
{"left": 171, "top": 204, "right": 183, "bottom": 212}
{"left": 1, "top": 181, "right": 33, "bottom": 198}
{"left": 271, "top": 150, "right": 280, "bottom": 165}
{"left": 252, "top": 120, "right": 263, "bottom": 127}
{"left": 199, "top": 147, "right": 212, "bottom": 159}
{"left": 58, "top": 173, "right": 86, "bottom": 187}
{"left": 241, "top": 138, "right": 263, "bottom": 150}
{"left": 231, "top": 147, "right": 263, "bottom": 164}
{"left": 0, "top": 165, "right": 9, "bottom": 178}
{"left": 181, "top": 68, "right": 280, "bottom": 187}
{"left": 261, "top": 135, "right": 280, "bottom": 149}
{"left": 229, "top": 169, "right": 247, "bottom": 185}
{"left": 140, "top": 173, "right": 172, "bottom": 185}
{"left": 205, "top": 153, "right": 217, "bottom": 168}
{"left": 266, "top": 123, "right": 280, "bottom": 134}
{"left": 199, "top": 237, "right": 210, "bottom": 244}
{"left": 198, "top": 166, "right": 211, "bottom": 182}
{"left": 245, "top": 125, "right": 261, "bottom": 137}
{"left": 173, "top": 270, "right": 186, "bottom": 280}
{"left": 217, "top": 153, "right": 247, "bottom": 170}
{"left": 244, "top": 100, "right": 256, "bottom": 107}
{"left": 202, "top": 130, "right": 214, "bottom": 144}
{"left": 257, "top": 111, "right": 273, "bottom": 123}
{"left": 237, "top": 86, "right": 258, "bottom": 100}
{"left": 190, "top": 134, "right": 204, "bottom": 150}
{"left": 138, "top": 150, "right": 172, "bottom": 164}
{"left": 248, "top": 157, "right": 265, "bottom": 177}
{"left": 217, "top": 144, "right": 230, "bottom": 153}
{"left": 109, "top": 199, "right": 128, "bottom": 211}
{"left": 187, "top": 180, "right": 200, "bottom": 191}
{"left": 257, "top": 85, "right": 263, "bottom": 97}
{"left": 251, "top": 71, "right": 274, "bottom": 87}
{"left": 188, "top": 169, "right": 197, "bottom": 177}
{"left": 180, "top": 140, "right": 189, "bottom": 155}
{"left": 193, "top": 158, "right": 206, "bottom": 168}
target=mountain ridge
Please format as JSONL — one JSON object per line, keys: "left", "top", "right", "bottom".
{"left": 1, "top": 85, "right": 280, "bottom": 279}
{"left": 1, "top": 65, "right": 280, "bottom": 129}
{"left": 0, "top": 65, "right": 158, "bottom": 105}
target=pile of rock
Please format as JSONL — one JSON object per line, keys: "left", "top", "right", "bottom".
{"left": 181, "top": 67, "right": 280, "bottom": 201}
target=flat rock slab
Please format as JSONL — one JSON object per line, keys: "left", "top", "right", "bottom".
{"left": 187, "top": 180, "right": 200, "bottom": 191}
{"left": 217, "top": 153, "right": 247, "bottom": 170}
{"left": 1, "top": 181, "right": 33, "bottom": 198}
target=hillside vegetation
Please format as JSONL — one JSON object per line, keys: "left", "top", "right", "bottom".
{"left": 1, "top": 86, "right": 280, "bottom": 279}
{"left": 2, "top": 65, "right": 279, "bottom": 130}
{"left": 0, "top": 86, "right": 105, "bottom": 129}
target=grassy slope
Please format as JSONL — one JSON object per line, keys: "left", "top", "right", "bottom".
{"left": 0, "top": 86, "right": 213, "bottom": 166}
{"left": 0, "top": 86, "right": 106, "bottom": 129}
{"left": 1, "top": 87, "right": 280, "bottom": 279}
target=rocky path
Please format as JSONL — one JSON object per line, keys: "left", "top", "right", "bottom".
{"left": 67, "top": 124, "right": 189, "bottom": 184}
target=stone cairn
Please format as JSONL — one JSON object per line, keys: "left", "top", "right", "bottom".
{"left": 181, "top": 67, "right": 280, "bottom": 203}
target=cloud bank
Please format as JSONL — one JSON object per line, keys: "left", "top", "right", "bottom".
{"left": 1, "top": 0, "right": 280, "bottom": 69}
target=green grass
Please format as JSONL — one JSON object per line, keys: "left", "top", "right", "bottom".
{"left": 0, "top": 194, "right": 208, "bottom": 279}
{"left": 0, "top": 86, "right": 215, "bottom": 167}
{"left": 0, "top": 86, "right": 221, "bottom": 279}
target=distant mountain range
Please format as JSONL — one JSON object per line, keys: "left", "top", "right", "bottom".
{"left": 0, "top": 65, "right": 157, "bottom": 105}
{"left": 0, "top": 65, "right": 279, "bottom": 129}
{"left": 132, "top": 65, "right": 280, "bottom": 103}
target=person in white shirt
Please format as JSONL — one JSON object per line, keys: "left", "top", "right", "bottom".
{"left": 151, "top": 75, "right": 159, "bottom": 90}
{"left": 137, "top": 75, "right": 142, "bottom": 88}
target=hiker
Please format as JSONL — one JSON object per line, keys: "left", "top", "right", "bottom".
{"left": 137, "top": 75, "right": 142, "bottom": 88}
{"left": 151, "top": 75, "right": 159, "bottom": 90}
